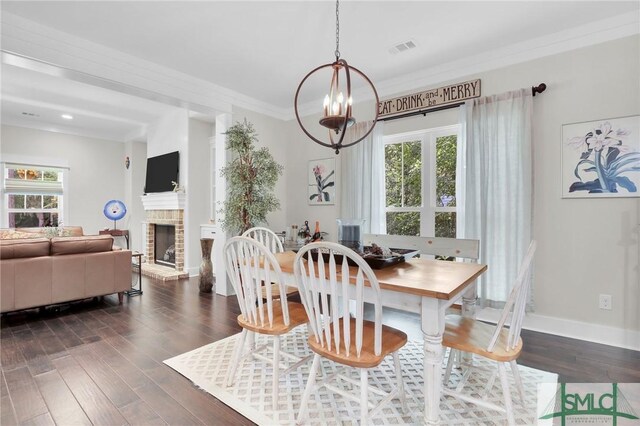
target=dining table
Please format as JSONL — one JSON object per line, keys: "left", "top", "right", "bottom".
{"left": 272, "top": 250, "right": 488, "bottom": 424}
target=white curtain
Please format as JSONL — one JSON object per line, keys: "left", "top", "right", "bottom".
{"left": 456, "top": 89, "right": 533, "bottom": 306}
{"left": 340, "top": 121, "right": 386, "bottom": 234}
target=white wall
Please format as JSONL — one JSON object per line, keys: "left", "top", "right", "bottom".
{"left": 187, "top": 118, "right": 213, "bottom": 274}
{"left": 232, "top": 106, "right": 288, "bottom": 234}
{"left": 284, "top": 35, "right": 640, "bottom": 342}
{"left": 146, "top": 109, "right": 194, "bottom": 268}
{"left": 1, "top": 125, "right": 126, "bottom": 235}
{"left": 146, "top": 109, "right": 189, "bottom": 190}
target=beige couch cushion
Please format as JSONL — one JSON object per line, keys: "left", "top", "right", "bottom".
{"left": 50, "top": 235, "right": 113, "bottom": 256}
{"left": 0, "top": 237, "right": 50, "bottom": 259}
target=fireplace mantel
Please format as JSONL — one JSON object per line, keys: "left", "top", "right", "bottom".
{"left": 141, "top": 192, "right": 186, "bottom": 211}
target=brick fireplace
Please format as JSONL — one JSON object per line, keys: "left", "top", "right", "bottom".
{"left": 141, "top": 193, "right": 188, "bottom": 281}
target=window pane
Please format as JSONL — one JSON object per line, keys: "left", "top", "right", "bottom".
{"left": 403, "top": 141, "right": 422, "bottom": 207}
{"left": 43, "top": 195, "right": 58, "bottom": 209}
{"left": 43, "top": 171, "right": 60, "bottom": 182}
{"left": 9, "top": 212, "right": 58, "bottom": 228}
{"left": 8, "top": 194, "right": 25, "bottom": 209}
{"left": 386, "top": 211, "right": 420, "bottom": 236}
{"left": 22, "top": 169, "right": 42, "bottom": 180}
{"left": 435, "top": 212, "right": 456, "bottom": 238}
{"left": 385, "top": 144, "right": 402, "bottom": 207}
{"left": 436, "top": 135, "right": 457, "bottom": 207}
{"left": 26, "top": 195, "right": 42, "bottom": 209}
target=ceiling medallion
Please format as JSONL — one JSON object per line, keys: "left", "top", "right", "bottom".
{"left": 294, "top": 0, "right": 379, "bottom": 154}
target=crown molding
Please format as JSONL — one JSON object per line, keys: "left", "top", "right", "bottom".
{"left": 2, "top": 10, "right": 638, "bottom": 123}
{"left": 291, "top": 10, "right": 640, "bottom": 120}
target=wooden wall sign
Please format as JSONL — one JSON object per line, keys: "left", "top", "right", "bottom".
{"left": 378, "top": 79, "right": 481, "bottom": 118}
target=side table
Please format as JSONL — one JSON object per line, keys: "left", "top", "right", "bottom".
{"left": 99, "top": 229, "right": 130, "bottom": 249}
{"left": 126, "top": 251, "right": 143, "bottom": 297}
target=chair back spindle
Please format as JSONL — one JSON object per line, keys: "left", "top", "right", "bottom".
{"left": 487, "top": 240, "right": 537, "bottom": 352}
{"left": 242, "top": 227, "right": 284, "bottom": 253}
{"left": 224, "top": 236, "right": 290, "bottom": 328}
{"left": 295, "top": 242, "right": 382, "bottom": 358}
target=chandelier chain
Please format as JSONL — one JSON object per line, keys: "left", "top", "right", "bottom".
{"left": 335, "top": 0, "right": 340, "bottom": 60}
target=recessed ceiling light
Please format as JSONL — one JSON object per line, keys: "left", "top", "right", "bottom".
{"left": 61, "top": 114, "right": 74, "bottom": 120}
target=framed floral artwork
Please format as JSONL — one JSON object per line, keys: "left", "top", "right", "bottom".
{"left": 562, "top": 115, "right": 640, "bottom": 198}
{"left": 308, "top": 158, "right": 336, "bottom": 205}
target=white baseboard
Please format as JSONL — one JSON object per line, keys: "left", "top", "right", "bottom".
{"left": 477, "top": 308, "right": 640, "bottom": 351}
{"left": 187, "top": 267, "right": 199, "bottom": 277}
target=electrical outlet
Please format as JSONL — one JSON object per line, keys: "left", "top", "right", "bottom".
{"left": 599, "top": 294, "right": 612, "bottom": 310}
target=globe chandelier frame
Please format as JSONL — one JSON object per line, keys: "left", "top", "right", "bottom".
{"left": 294, "top": 0, "right": 379, "bottom": 154}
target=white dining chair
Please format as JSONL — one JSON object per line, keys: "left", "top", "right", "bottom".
{"left": 242, "top": 226, "right": 284, "bottom": 253}
{"left": 224, "top": 236, "right": 309, "bottom": 409}
{"left": 294, "top": 242, "right": 408, "bottom": 425}
{"left": 243, "top": 226, "right": 298, "bottom": 300}
{"left": 441, "top": 240, "right": 537, "bottom": 426}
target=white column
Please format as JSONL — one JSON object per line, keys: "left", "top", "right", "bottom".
{"left": 214, "top": 112, "right": 233, "bottom": 296}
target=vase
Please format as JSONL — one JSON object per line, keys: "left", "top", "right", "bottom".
{"left": 199, "top": 238, "right": 215, "bottom": 293}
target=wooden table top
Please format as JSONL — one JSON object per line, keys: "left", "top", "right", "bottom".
{"left": 273, "top": 251, "right": 487, "bottom": 301}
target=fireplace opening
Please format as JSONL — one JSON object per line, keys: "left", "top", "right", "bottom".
{"left": 155, "top": 224, "right": 176, "bottom": 267}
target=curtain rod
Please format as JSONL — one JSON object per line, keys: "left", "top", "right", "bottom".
{"left": 378, "top": 83, "right": 547, "bottom": 122}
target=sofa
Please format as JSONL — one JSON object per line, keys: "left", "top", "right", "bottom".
{"left": 0, "top": 233, "right": 132, "bottom": 313}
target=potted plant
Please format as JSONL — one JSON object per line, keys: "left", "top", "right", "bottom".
{"left": 220, "top": 120, "right": 283, "bottom": 235}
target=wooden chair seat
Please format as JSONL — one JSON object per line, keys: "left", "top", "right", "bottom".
{"left": 308, "top": 318, "right": 408, "bottom": 369}
{"left": 237, "top": 300, "right": 308, "bottom": 335}
{"left": 443, "top": 314, "right": 522, "bottom": 362}
{"left": 260, "top": 284, "right": 298, "bottom": 300}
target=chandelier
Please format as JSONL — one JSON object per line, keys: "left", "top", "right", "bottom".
{"left": 294, "top": 0, "right": 379, "bottom": 154}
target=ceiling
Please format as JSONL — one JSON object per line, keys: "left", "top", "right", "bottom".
{"left": 1, "top": 64, "right": 180, "bottom": 141}
{"left": 1, "top": 1, "right": 639, "bottom": 140}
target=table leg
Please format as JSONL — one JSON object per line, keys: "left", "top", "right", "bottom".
{"left": 422, "top": 297, "right": 445, "bottom": 424}
{"left": 461, "top": 282, "right": 477, "bottom": 319}
{"left": 461, "top": 283, "right": 478, "bottom": 365}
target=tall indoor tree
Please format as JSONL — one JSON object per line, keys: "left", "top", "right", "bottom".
{"left": 220, "top": 120, "right": 283, "bottom": 235}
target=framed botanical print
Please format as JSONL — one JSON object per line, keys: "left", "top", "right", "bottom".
{"left": 308, "top": 158, "right": 336, "bottom": 205}
{"left": 562, "top": 115, "right": 640, "bottom": 198}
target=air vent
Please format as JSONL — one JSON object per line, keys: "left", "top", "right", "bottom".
{"left": 389, "top": 40, "right": 417, "bottom": 55}
{"left": 21, "top": 112, "right": 40, "bottom": 117}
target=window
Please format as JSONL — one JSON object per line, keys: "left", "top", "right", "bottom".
{"left": 384, "top": 126, "right": 458, "bottom": 238}
{"left": 2, "top": 164, "right": 66, "bottom": 228}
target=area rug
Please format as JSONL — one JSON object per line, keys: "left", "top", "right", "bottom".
{"left": 164, "top": 328, "right": 557, "bottom": 425}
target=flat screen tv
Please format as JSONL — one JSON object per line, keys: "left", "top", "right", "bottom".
{"left": 144, "top": 151, "right": 179, "bottom": 193}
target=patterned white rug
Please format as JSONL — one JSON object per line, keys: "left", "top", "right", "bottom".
{"left": 164, "top": 327, "right": 557, "bottom": 425}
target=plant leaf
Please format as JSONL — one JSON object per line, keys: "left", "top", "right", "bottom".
{"left": 609, "top": 153, "right": 640, "bottom": 176}
{"left": 609, "top": 152, "right": 640, "bottom": 169}
{"left": 573, "top": 158, "right": 596, "bottom": 180}
{"left": 569, "top": 179, "right": 603, "bottom": 193}
{"left": 615, "top": 176, "right": 637, "bottom": 192}
{"left": 605, "top": 147, "right": 620, "bottom": 165}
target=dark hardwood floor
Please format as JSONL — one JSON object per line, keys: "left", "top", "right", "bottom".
{"left": 1, "top": 274, "right": 639, "bottom": 425}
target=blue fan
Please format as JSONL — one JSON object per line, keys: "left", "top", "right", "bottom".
{"left": 103, "top": 200, "right": 127, "bottom": 229}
